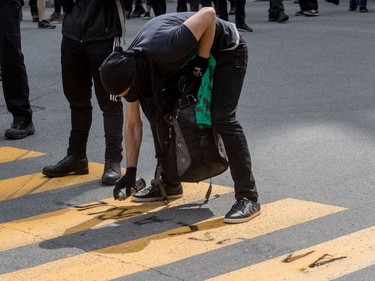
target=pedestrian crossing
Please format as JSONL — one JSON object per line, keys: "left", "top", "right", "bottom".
{"left": 0, "top": 146, "right": 374, "bottom": 280}
{"left": 0, "top": 146, "right": 45, "bottom": 163}
{"left": 0, "top": 162, "right": 106, "bottom": 201}
{"left": 208, "top": 226, "right": 375, "bottom": 281}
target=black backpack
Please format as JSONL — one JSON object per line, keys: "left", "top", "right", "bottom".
{"left": 159, "top": 92, "right": 228, "bottom": 183}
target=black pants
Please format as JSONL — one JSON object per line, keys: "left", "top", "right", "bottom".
{"left": 151, "top": 0, "right": 166, "bottom": 16}
{"left": 177, "top": 0, "right": 211, "bottom": 12}
{"left": 61, "top": 37, "right": 123, "bottom": 162}
{"left": 177, "top": 0, "right": 200, "bottom": 12}
{"left": 0, "top": 2, "right": 32, "bottom": 123}
{"left": 216, "top": 0, "right": 246, "bottom": 25}
{"left": 152, "top": 36, "right": 258, "bottom": 202}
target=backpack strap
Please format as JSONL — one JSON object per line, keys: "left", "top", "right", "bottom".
{"left": 151, "top": 165, "right": 169, "bottom": 205}
{"left": 115, "top": 0, "right": 126, "bottom": 46}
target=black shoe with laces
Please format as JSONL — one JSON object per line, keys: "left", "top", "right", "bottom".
{"left": 236, "top": 23, "right": 253, "bottom": 32}
{"left": 269, "top": 12, "right": 289, "bottom": 22}
{"left": 268, "top": 12, "right": 278, "bottom": 21}
{"left": 349, "top": 5, "right": 357, "bottom": 11}
{"left": 224, "top": 198, "right": 261, "bottom": 224}
{"left": 101, "top": 161, "right": 121, "bottom": 185}
{"left": 132, "top": 182, "right": 183, "bottom": 202}
{"left": 130, "top": 6, "right": 145, "bottom": 18}
{"left": 47, "top": 12, "right": 62, "bottom": 23}
{"left": 42, "top": 155, "right": 89, "bottom": 177}
{"left": 303, "top": 9, "right": 320, "bottom": 16}
{"left": 38, "top": 20, "right": 56, "bottom": 29}
{"left": 5, "top": 121, "right": 35, "bottom": 139}
{"left": 277, "top": 12, "right": 289, "bottom": 22}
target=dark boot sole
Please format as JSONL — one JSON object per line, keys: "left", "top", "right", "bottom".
{"left": 131, "top": 193, "right": 183, "bottom": 202}
{"left": 42, "top": 168, "right": 89, "bottom": 178}
{"left": 101, "top": 177, "right": 120, "bottom": 186}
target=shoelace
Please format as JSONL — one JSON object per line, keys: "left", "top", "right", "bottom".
{"left": 232, "top": 198, "right": 249, "bottom": 210}
{"left": 10, "top": 122, "right": 25, "bottom": 130}
{"left": 105, "top": 162, "right": 119, "bottom": 171}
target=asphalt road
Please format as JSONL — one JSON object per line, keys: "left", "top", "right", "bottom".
{"left": 0, "top": 1, "right": 374, "bottom": 280}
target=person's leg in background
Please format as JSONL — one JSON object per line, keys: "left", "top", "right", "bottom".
{"left": 1, "top": 1, "right": 34, "bottom": 139}
{"left": 88, "top": 39, "right": 124, "bottom": 185}
{"left": 189, "top": 0, "right": 200, "bottom": 11}
{"left": 130, "top": 0, "right": 145, "bottom": 18}
{"left": 268, "top": 0, "right": 289, "bottom": 22}
{"left": 144, "top": 0, "right": 153, "bottom": 18}
{"left": 177, "top": 0, "right": 188, "bottom": 12}
{"left": 29, "top": 0, "right": 39, "bottom": 22}
{"left": 228, "top": 0, "right": 235, "bottom": 15}
{"left": 216, "top": 0, "right": 229, "bottom": 21}
{"left": 234, "top": 0, "right": 253, "bottom": 32}
{"left": 151, "top": 0, "right": 166, "bottom": 16}
{"left": 42, "top": 37, "right": 91, "bottom": 178}
{"left": 297, "top": 0, "right": 319, "bottom": 16}
{"left": 47, "top": 0, "right": 64, "bottom": 24}
{"left": 37, "top": 0, "right": 56, "bottom": 28}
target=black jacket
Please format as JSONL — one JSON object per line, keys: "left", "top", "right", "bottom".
{"left": 62, "top": 0, "right": 126, "bottom": 42}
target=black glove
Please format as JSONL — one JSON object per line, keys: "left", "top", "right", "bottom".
{"left": 182, "top": 56, "right": 209, "bottom": 95}
{"left": 113, "top": 167, "right": 137, "bottom": 200}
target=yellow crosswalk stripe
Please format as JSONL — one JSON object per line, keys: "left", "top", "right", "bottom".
{"left": 208, "top": 225, "right": 375, "bottom": 281}
{"left": 0, "top": 146, "right": 45, "bottom": 163}
{"left": 0, "top": 183, "right": 232, "bottom": 252}
{"left": 0, "top": 198, "right": 346, "bottom": 281}
{"left": 0, "top": 162, "right": 106, "bottom": 201}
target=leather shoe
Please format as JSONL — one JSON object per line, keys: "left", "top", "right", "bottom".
{"left": 43, "top": 155, "right": 88, "bottom": 177}
{"left": 5, "top": 121, "right": 35, "bottom": 139}
{"left": 224, "top": 198, "right": 261, "bottom": 224}
{"left": 101, "top": 161, "right": 121, "bottom": 185}
{"left": 277, "top": 12, "right": 289, "bottom": 23}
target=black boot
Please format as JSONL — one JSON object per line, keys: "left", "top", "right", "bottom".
{"left": 43, "top": 155, "right": 88, "bottom": 177}
{"left": 101, "top": 161, "right": 121, "bottom": 185}
{"left": 5, "top": 121, "right": 35, "bottom": 139}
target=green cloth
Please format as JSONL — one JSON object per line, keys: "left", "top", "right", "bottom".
{"left": 195, "top": 55, "right": 216, "bottom": 129}
{"left": 178, "top": 54, "right": 216, "bottom": 128}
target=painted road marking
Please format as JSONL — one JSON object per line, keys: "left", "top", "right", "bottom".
{"left": 0, "top": 198, "right": 346, "bottom": 280}
{"left": 207, "top": 225, "right": 375, "bottom": 281}
{"left": 0, "top": 162, "right": 106, "bottom": 201}
{"left": 0, "top": 182, "right": 232, "bottom": 252}
{"left": 0, "top": 146, "right": 45, "bottom": 163}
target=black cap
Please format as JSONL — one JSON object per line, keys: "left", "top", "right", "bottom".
{"left": 100, "top": 48, "right": 137, "bottom": 96}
